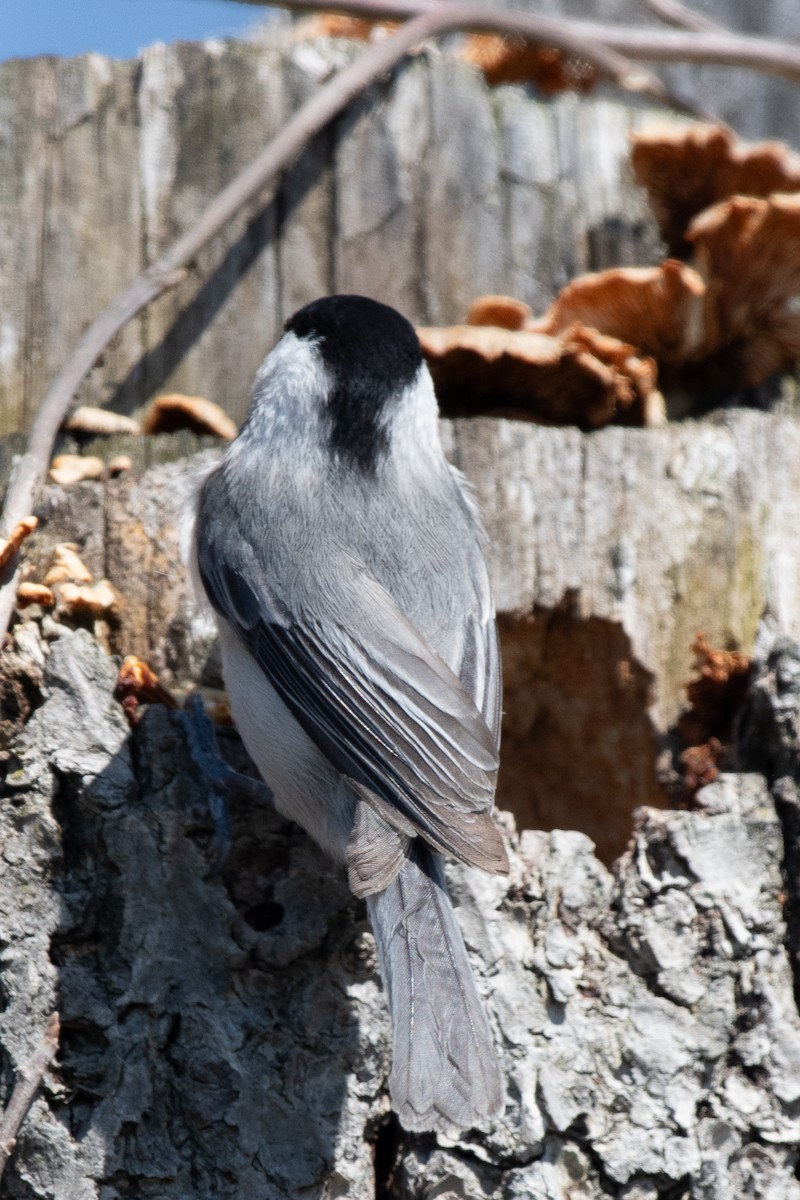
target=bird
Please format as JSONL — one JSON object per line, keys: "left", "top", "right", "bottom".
{"left": 192, "top": 294, "right": 508, "bottom": 1133}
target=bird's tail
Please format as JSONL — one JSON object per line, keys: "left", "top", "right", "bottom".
{"left": 366, "top": 843, "right": 503, "bottom": 1133}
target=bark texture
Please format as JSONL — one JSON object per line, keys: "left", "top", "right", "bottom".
{"left": 4, "top": 15, "right": 800, "bottom": 1198}
{"left": 17, "top": 408, "right": 800, "bottom": 861}
{"left": 2, "top": 419, "right": 800, "bottom": 1195}
{"left": 0, "top": 36, "right": 659, "bottom": 438}
{"left": 2, "top": 621, "right": 800, "bottom": 1198}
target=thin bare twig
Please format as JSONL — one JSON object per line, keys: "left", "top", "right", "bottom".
{"left": 5, "top": 0, "right": 798, "bottom": 638}
{"left": 575, "top": 23, "right": 800, "bottom": 82}
{"left": 0, "top": 6, "right": 695, "bottom": 639}
{"left": 0, "top": 12, "right": 432, "bottom": 635}
{"left": 277, "top": 1, "right": 706, "bottom": 104}
{"left": 245, "top": 0, "right": 800, "bottom": 84}
{"left": 639, "top": 0, "right": 721, "bottom": 33}
{"left": 0, "top": 1013, "right": 60, "bottom": 1179}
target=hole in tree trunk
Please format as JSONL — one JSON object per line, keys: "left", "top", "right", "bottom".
{"left": 496, "top": 594, "right": 667, "bottom": 866}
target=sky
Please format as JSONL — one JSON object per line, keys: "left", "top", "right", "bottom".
{"left": 2, "top": 0, "right": 267, "bottom": 63}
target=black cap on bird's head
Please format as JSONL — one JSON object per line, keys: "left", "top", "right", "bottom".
{"left": 285, "top": 294, "right": 423, "bottom": 391}
{"left": 285, "top": 295, "right": 425, "bottom": 472}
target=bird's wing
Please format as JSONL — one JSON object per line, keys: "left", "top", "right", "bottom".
{"left": 440, "top": 469, "right": 502, "bottom": 751}
{"left": 197, "top": 511, "right": 508, "bottom": 876}
{"left": 456, "top": 565, "right": 502, "bottom": 751}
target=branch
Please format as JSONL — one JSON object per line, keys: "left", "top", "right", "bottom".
{"left": 5, "top": 0, "right": 795, "bottom": 639}
{"left": 576, "top": 24, "right": 800, "bottom": 82}
{"left": 246, "top": 0, "right": 800, "bottom": 84}
{"left": 0, "top": 6, "right": 696, "bottom": 641}
{"left": 640, "top": 0, "right": 720, "bottom": 33}
{"left": 0, "top": 1013, "right": 60, "bottom": 1179}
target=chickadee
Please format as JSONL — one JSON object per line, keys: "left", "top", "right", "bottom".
{"left": 193, "top": 294, "right": 508, "bottom": 1133}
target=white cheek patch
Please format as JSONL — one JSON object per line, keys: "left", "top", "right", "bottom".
{"left": 226, "top": 331, "right": 332, "bottom": 480}
{"left": 250, "top": 331, "right": 330, "bottom": 424}
{"left": 382, "top": 365, "right": 443, "bottom": 474}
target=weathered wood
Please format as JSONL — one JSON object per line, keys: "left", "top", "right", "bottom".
{"left": 245, "top": 0, "right": 800, "bottom": 139}
{"left": 4, "top": 16, "right": 800, "bottom": 1199}
{"left": 443, "top": 410, "right": 800, "bottom": 727}
{"left": 0, "top": 54, "right": 142, "bottom": 432}
{"left": 16, "top": 407, "right": 800, "bottom": 865}
{"left": 0, "top": 38, "right": 663, "bottom": 438}
{"left": 487, "top": 0, "right": 800, "bottom": 147}
{"left": 25, "top": 410, "right": 799, "bottom": 724}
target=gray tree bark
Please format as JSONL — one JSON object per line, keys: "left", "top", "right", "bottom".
{"left": 18, "top": 409, "right": 800, "bottom": 863}
{"left": 2, "top": 608, "right": 800, "bottom": 1197}
{"left": 2, "top": 417, "right": 800, "bottom": 1197}
{"left": 4, "top": 18, "right": 800, "bottom": 1200}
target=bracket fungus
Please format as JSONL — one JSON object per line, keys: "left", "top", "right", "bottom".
{"left": 532, "top": 260, "right": 707, "bottom": 368}
{"left": 460, "top": 34, "right": 597, "bottom": 93}
{"left": 142, "top": 394, "right": 238, "bottom": 440}
{"left": 631, "top": 121, "right": 800, "bottom": 255}
{"left": 49, "top": 455, "right": 106, "bottom": 485}
{"left": 418, "top": 315, "right": 664, "bottom": 430}
{"left": 63, "top": 406, "right": 141, "bottom": 438}
{"left": 0, "top": 517, "right": 38, "bottom": 575}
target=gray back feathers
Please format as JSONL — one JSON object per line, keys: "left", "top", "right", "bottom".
{"left": 195, "top": 298, "right": 506, "bottom": 1131}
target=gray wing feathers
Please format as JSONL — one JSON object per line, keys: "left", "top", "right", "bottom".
{"left": 366, "top": 843, "right": 503, "bottom": 1132}
{"left": 249, "top": 616, "right": 507, "bottom": 873}
{"left": 198, "top": 480, "right": 508, "bottom": 878}
{"left": 459, "top": 610, "right": 502, "bottom": 750}
{"left": 448, "top": 467, "right": 503, "bottom": 749}
{"left": 483, "top": 619, "right": 503, "bottom": 748}
{"left": 347, "top": 801, "right": 411, "bottom": 898}
{"left": 199, "top": 455, "right": 507, "bottom": 1128}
